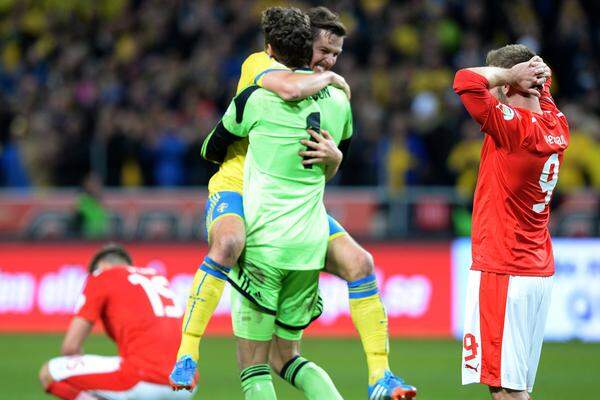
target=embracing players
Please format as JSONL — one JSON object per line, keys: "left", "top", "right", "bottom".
{"left": 170, "top": 5, "right": 416, "bottom": 400}
{"left": 454, "top": 45, "right": 569, "bottom": 399}
{"left": 39, "top": 244, "right": 190, "bottom": 400}
{"left": 202, "top": 9, "right": 347, "bottom": 398}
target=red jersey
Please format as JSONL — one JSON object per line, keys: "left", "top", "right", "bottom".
{"left": 76, "top": 265, "right": 183, "bottom": 383}
{"left": 453, "top": 70, "right": 569, "bottom": 276}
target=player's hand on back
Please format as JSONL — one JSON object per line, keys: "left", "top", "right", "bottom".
{"left": 508, "top": 56, "right": 549, "bottom": 97}
{"left": 329, "top": 72, "right": 351, "bottom": 99}
{"left": 299, "top": 129, "right": 342, "bottom": 169}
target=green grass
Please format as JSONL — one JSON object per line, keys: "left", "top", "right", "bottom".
{"left": 3, "top": 334, "right": 599, "bottom": 399}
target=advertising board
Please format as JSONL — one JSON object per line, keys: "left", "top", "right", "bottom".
{"left": 452, "top": 238, "right": 600, "bottom": 341}
{"left": 0, "top": 243, "right": 452, "bottom": 336}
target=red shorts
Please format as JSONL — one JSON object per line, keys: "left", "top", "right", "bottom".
{"left": 48, "top": 355, "right": 192, "bottom": 400}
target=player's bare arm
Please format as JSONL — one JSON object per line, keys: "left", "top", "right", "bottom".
{"left": 39, "top": 317, "right": 94, "bottom": 394}
{"left": 60, "top": 316, "right": 94, "bottom": 356}
{"left": 466, "top": 57, "right": 549, "bottom": 95}
{"left": 262, "top": 70, "right": 350, "bottom": 100}
{"left": 299, "top": 128, "right": 343, "bottom": 181}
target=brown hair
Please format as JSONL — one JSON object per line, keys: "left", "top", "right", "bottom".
{"left": 486, "top": 44, "right": 535, "bottom": 68}
{"left": 88, "top": 243, "right": 132, "bottom": 273}
{"left": 307, "top": 6, "right": 347, "bottom": 39}
{"left": 261, "top": 7, "right": 312, "bottom": 69}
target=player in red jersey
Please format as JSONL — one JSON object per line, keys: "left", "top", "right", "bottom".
{"left": 39, "top": 244, "right": 193, "bottom": 400}
{"left": 453, "top": 44, "right": 569, "bottom": 400}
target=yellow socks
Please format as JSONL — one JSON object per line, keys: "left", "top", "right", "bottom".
{"left": 348, "top": 274, "right": 390, "bottom": 385}
{"left": 177, "top": 257, "right": 230, "bottom": 361}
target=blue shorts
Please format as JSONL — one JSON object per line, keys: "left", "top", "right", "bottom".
{"left": 205, "top": 191, "right": 244, "bottom": 236}
{"left": 205, "top": 191, "right": 347, "bottom": 239}
{"left": 327, "top": 214, "right": 346, "bottom": 240}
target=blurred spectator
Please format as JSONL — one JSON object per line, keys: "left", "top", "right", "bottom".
{"left": 0, "top": 0, "right": 596, "bottom": 192}
{"left": 447, "top": 119, "right": 482, "bottom": 198}
{"left": 381, "top": 112, "right": 424, "bottom": 191}
{"left": 0, "top": 99, "right": 29, "bottom": 187}
{"left": 152, "top": 115, "right": 187, "bottom": 187}
{"left": 554, "top": 103, "right": 600, "bottom": 193}
{"left": 72, "top": 173, "right": 109, "bottom": 239}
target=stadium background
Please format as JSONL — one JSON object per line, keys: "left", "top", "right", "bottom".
{"left": 0, "top": 0, "right": 598, "bottom": 399}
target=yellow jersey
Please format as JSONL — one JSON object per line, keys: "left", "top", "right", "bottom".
{"left": 207, "top": 51, "right": 288, "bottom": 195}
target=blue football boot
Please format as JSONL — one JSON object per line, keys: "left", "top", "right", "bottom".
{"left": 169, "top": 355, "right": 199, "bottom": 391}
{"left": 368, "top": 371, "right": 417, "bottom": 400}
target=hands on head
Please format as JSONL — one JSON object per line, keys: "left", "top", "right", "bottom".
{"left": 508, "top": 56, "right": 551, "bottom": 97}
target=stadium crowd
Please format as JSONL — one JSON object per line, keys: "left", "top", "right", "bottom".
{"left": 0, "top": 0, "right": 598, "bottom": 193}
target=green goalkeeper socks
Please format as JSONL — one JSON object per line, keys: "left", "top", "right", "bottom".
{"left": 241, "top": 364, "right": 277, "bottom": 400}
{"left": 280, "top": 356, "right": 343, "bottom": 400}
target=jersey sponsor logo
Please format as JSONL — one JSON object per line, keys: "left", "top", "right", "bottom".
{"left": 66, "top": 356, "right": 85, "bottom": 370}
{"left": 544, "top": 134, "right": 567, "bottom": 146}
{"left": 217, "top": 203, "right": 229, "bottom": 213}
{"left": 496, "top": 103, "right": 515, "bottom": 120}
{"left": 464, "top": 363, "right": 479, "bottom": 372}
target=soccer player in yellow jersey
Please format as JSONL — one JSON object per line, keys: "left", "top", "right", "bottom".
{"left": 170, "top": 6, "right": 417, "bottom": 400}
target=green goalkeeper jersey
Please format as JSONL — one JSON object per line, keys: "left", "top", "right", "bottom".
{"left": 209, "top": 84, "right": 352, "bottom": 271}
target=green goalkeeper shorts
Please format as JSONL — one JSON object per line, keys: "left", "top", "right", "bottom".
{"left": 228, "top": 261, "right": 323, "bottom": 341}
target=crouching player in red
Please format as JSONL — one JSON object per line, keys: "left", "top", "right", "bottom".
{"left": 39, "top": 244, "right": 193, "bottom": 400}
{"left": 454, "top": 45, "right": 569, "bottom": 399}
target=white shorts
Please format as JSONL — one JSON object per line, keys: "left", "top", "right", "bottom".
{"left": 48, "top": 355, "right": 193, "bottom": 400}
{"left": 461, "top": 270, "right": 553, "bottom": 392}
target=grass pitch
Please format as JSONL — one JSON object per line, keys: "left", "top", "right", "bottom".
{"left": 2, "top": 334, "right": 598, "bottom": 399}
